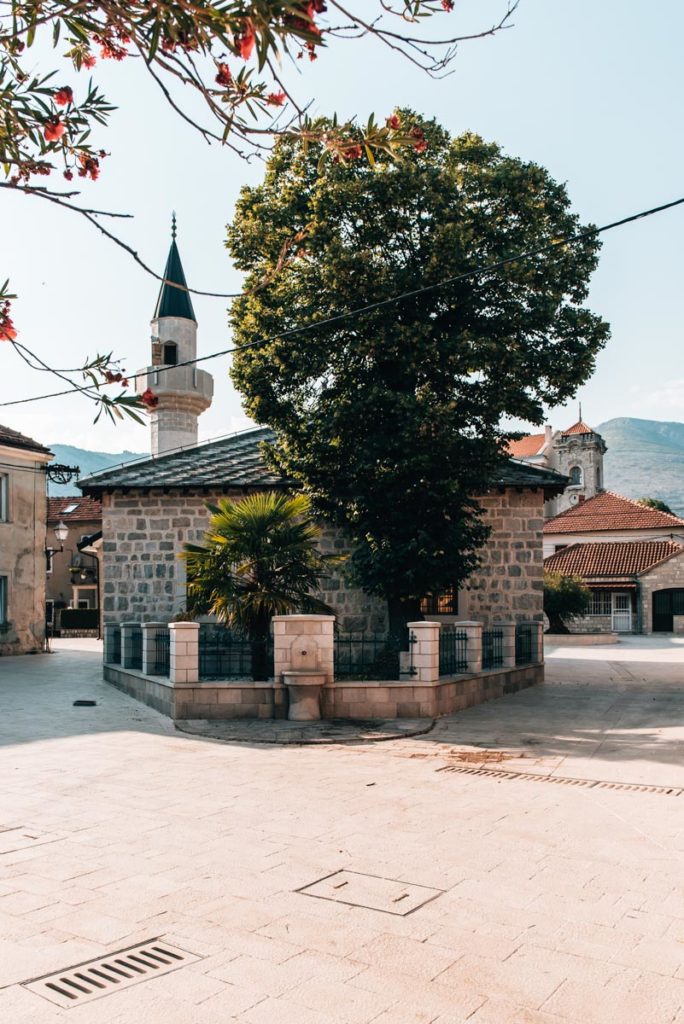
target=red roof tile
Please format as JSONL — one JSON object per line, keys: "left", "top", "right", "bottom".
{"left": 544, "top": 540, "right": 682, "bottom": 578}
{"left": 48, "top": 496, "right": 102, "bottom": 523}
{"left": 544, "top": 491, "right": 684, "bottom": 534}
{"left": 507, "top": 433, "right": 546, "bottom": 458}
{"left": 562, "top": 419, "right": 595, "bottom": 435}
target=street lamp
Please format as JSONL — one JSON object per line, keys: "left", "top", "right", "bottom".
{"left": 46, "top": 520, "right": 69, "bottom": 571}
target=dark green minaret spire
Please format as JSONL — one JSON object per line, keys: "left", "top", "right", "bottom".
{"left": 153, "top": 213, "right": 196, "bottom": 321}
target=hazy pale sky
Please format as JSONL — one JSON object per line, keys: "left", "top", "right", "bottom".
{"left": 2, "top": 0, "right": 683, "bottom": 453}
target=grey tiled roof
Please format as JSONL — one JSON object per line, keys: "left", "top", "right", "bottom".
{"left": 79, "top": 426, "right": 567, "bottom": 497}
{"left": 79, "top": 427, "right": 281, "bottom": 494}
{"left": 0, "top": 422, "right": 52, "bottom": 455}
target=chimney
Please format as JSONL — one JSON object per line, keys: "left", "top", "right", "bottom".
{"left": 544, "top": 424, "right": 553, "bottom": 444}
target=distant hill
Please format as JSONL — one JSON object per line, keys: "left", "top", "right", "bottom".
{"left": 48, "top": 444, "right": 145, "bottom": 496}
{"left": 597, "top": 418, "right": 684, "bottom": 516}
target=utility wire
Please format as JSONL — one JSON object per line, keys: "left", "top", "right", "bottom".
{"left": 2, "top": 193, "right": 684, "bottom": 410}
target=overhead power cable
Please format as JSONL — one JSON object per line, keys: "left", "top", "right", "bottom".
{"left": 2, "top": 193, "right": 684, "bottom": 410}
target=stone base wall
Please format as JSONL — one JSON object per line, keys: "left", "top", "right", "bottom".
{"left": 544, "top": 632, "right": 618, "bottom": 646}
{"left": 104, "top": 663, "right": 542, "bottom": 721}
{"left": 563, "top": 614, "right": 614, "bottom": 634}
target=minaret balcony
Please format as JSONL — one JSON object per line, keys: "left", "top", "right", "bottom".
{"left": 135, "top": 365, "right": 214, "bottom": 410}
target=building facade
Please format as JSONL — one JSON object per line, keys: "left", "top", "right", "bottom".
{"left": 0, "top": 424, "right": 53, "bottom": 654}
{"left": 508, "top": 417, "right": 607, "bottom": 517}
{"left": 46, "top": 496, "right": 102, "bottom": 633}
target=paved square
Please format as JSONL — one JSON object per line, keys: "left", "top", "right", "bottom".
{"left": 1, "top": 636, "right": 683, "bottom": 1022}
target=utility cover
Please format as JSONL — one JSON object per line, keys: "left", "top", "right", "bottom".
{"left": 297, "top": 870, "right": 444, "bottom": 916}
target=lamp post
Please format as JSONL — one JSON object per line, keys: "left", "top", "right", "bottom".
{"left": 46, "top": 520, "right": 69, "bottom": 572}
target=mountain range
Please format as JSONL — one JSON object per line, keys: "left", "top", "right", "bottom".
{"left": 48, "top": 418, "right": 684, "bottom": 515}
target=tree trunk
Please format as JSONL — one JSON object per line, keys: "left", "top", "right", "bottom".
{"left": 387, "top": 596, "right": 423, "bottom": 647}
{"left": 547, "top": 614, "right": 570, "bottom": 634}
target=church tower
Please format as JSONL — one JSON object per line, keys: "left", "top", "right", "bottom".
{"left": 136, "top": 216, "right": 213, "bottom": 455}
{"left": 547, "top": 412, "right": 607, "bottom": 516}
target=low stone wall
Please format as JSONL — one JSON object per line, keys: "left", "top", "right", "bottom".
{"left": 545, "top": 632, "right": 618, "bottom": 646}
{"left": 104, "top": 663, "right": 541, "bottom": 722}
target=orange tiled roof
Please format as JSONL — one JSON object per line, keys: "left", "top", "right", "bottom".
{"left": 48, "top": 496, "right": 102, "bottom": 523}
{"left": 506, "top": 433, "right": 546, "bottom": 458}
{"left": 544, "top": 540, "right": 682, "bottom": 578}
{"left": 561, "top": 419, "right": 594, "bottom": 435}
{"left": 544, "top": 491, "right": 684, "bottom": 534}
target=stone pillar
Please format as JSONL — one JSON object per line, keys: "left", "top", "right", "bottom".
{"left": 120, "top": 621, "right": 139, "bottom": 669}
{"left": 272, "top": 615, "right": 335, "bottom": 682}
{"left": 455, "top": 621, "right": 483, "bottom": 674}
{"left": 530, "top": 620, "right": 545, "bottom": 664}
{"left": 169, "top": 621, "right": 199, "bottom": 684}
{"left": 142, "top": 622, "right": 166, "bottom": 676}
{"left": 103, "top": 622, "right": 117, "bottom": 663}
{"left": 406, "top": 621, "right": 440, "bottom": 683}
{"left": 493, "top": 622, "right": 516, "bottom": 669}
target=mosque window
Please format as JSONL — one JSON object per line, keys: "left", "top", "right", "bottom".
{"left": 163, "top": 341, "right": 178, "bottom": 365}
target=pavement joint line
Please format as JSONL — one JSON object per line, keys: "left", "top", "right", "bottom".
{"left": 435, "top": 765, "right": 684, "bottom": 796}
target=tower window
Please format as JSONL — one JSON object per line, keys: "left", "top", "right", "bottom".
{"left": 163, "top": 341, "right": 178, "bottom": 365}
{"left": 569, "top": 465, "right": 582, "bottom": 486}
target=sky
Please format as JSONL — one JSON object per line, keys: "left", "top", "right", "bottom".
{"left": 2, "top": 0, "right": 683, "bottom": 454}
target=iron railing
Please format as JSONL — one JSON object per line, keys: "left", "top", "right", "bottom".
{"left": 439, "top": 629, "right": 467, "bottom": 675}
{"left": 154, "top": 631, "right": 170, "bottom": 676}
{"left": 109, "top": 626, "right": 121, "bottom": 665}
{"left": 333, "top": 632, "right": 415, "bottom": 680}
{"left": 515, "top": 623, "right": 535, "bottom": 665}
{"left": 129, "top": 626, "right": 143, "bottom": 670}
{"left": 482, "top": 628, "right": 504, "bottom": 670}
{"left": 198, "top": 628, "right": 273, "bottom": 681}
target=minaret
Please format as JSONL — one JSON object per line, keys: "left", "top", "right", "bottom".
{"left": 136, "top": 215, "right": 213, "bottom": 455}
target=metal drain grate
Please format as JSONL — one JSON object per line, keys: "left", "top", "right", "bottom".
{"left": 436, "top": 765, "right": 683, "bottom": 796}
{"left": 23, "top": 939, "right": 201, "bottom": 1008}
{"left": 297, "top": 870, "right": 444, "bottom": 916}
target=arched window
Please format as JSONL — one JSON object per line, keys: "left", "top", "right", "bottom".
{"left": 162, "top": 341, "right": 178, "bottom": 365}
{"left": 569, "top": 465, "right": 582, "bottom": 486}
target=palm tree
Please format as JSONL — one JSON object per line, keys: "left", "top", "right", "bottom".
{"left": 182, "top": 492, "right": 335, "bottom": 679}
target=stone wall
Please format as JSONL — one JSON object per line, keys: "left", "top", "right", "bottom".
{"left": 458, "top": 488, "right": 545, "bottom": 625}
{"left": 0, "top": 443, "right": 51, "bottom": 654}
{"left": 639, "top": 551, "right": 684, "bottom": 632}
{"left": 102, "top": 484, "right": 546, "bottom": 631}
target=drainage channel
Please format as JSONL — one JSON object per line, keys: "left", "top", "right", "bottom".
{"left": 436, "top": 764, "right": 683, "bottom": 797}
{"left": 23, "top": 939, "right": 201, "bottom": 1008}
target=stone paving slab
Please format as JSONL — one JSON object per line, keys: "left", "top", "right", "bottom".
{"left": 175, "top": 717, "right": 435, "bottom": 745}
{"left": 1, "top": 640, "right": 684, "bottom": 1022}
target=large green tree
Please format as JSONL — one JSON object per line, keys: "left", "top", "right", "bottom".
{"left": 228, "top": 114, "right": 610, "bottom": 634}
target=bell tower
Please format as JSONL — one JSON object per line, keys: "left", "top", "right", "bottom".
{"left": 548, "top": 410, "right": 607, "bottom": 516}
{"left": 135, "top": 215, "right": 213, "bottom": 455}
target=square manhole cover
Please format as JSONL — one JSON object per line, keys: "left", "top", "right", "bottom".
{"left": 297, "top": 870, "right": 444, "bottom": 916}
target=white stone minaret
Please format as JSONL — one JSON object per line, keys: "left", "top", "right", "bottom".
{"left": 136, "top": 215, "right": 213, "bottom": 455}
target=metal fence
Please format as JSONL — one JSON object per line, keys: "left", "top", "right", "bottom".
{"left": 333, "top": 632, "right": 414, "bottom": 680}
{"left": 482, "top": 628, "right": 504, "bottom": 670}
{"left": 154, "top": 631, "right": 170, "bottom": 676}
{"left": 515, "top": 623, "right": 535, "bottom": 665}
{"left": 129, "top": 626, "right": 143, "bottom": 670}
{"left": 198, "top": 628, "right": 273, "bottom": 681}
{"left": 109, "top": 626, "right": 121, "bottom": 665}
{"left": 439, "top": 629, "right": 467, "bottom": 675}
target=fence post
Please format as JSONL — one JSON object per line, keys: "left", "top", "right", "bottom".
{"left": 169, "top": 622, "right": 200, "bottom": 684}
{"left": 406, "top": 621, "right": 440, "bottom": 683}
{"left": 530, "top": 620, "right": 545, "bottom": 664}
{"left": 142, "top": 622, "right": 166, "bottom": 676}
{"left": 103, "top": 622, "right": 117, "bottom": 663}
{"left": 120, "top": 621, "right": 139, "bottom": 669}
{"left": 493, "top": 622, "right": 516, "bottom": 669}
{"left": 455, "top": 621, "right": 483, "bottom": 674}
{"left": 272, "top": 615, "right": 336, "bottom": 682}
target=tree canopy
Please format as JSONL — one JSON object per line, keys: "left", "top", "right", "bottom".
{"left": 228, "top": 113, "right": 611, "bottom": 630}
{"left": 543, "top": 572, "right": 591, "bottom": 634}
{"left": 636, "top": 497, "right": 676, "bottom": 516}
